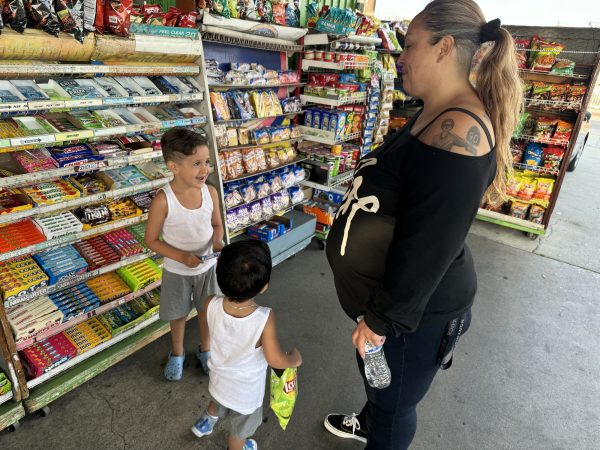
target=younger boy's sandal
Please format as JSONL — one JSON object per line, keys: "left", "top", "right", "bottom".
{"left": 243, "top": 439, "right": 258, "bottom": 450}
{"left": 164, "top": 353, "right": 185, "bottom": 381}
{"left": 196, "top": 347, "right": 210, "bottom": 375}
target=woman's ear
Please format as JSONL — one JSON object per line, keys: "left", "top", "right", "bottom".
{"left": 437, "top": 35, "right": 455, "bottom": 62}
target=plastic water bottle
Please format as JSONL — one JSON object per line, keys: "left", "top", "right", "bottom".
{"left": 358, "top": 316, "right": 391, "bottom": 389}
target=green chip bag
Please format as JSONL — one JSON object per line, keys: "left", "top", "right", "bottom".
{"left": 270, "top": 367, "right": 297, "bottom": 430}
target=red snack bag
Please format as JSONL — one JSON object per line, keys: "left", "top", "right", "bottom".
{"left": 514, "top": 38, "right": 530, "bottom": 69}
{"left": 141, "top": 3, "right": 160, "bottom": 14}
{"left": 94, "top": 0, "right": 105, "bottom": 32}
{"left": 162, "top": 6, "right": 180, "bottom": 26}
{"left": 178, "top": 11, "right": 197, "bottom": 28}
{"left": 143, "top": 12, "right": 163, "bottom": 25}
{"left": 542, "top": 146, "right": 564, "bottom": 171}
{"left": 553, "top": 120, "right": 573, "bottom": 142}
{"left": 104, "top": 0, "right": 132, "bottom": 36}
{"left": 272, "top": 2, "right": 285, "bottom": 25}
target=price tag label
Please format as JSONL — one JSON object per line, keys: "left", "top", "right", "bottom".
{"left": 11, "top": 134, "right": 56, "bottom": 146}
{"left": 0, "top": 102, "right": 28, "bottom": 113}
{"left": 95, "top": 126, "right": 127, "bottom": 137}
{"left": 64, "top": 98, "right": 103, "bottom": 108}
{"left": 55, "top": 130, "right": 94, "bottom": 142}
{"left": 75, "top": 160, "right": 108, "bottom": 173}
{"left": 103, "top": 97, "right": 130, "bottom": 105}
{"left": 28, "top": 100, "right": 66, "bottom": 110}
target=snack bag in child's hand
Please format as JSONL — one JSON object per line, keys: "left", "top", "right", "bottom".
{"left": 270, "top": 367, "right": 297, "bottom": 430}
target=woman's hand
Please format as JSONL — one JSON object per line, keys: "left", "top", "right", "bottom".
{"left": 352, "top": 320, "right": 385, "bottom": 359}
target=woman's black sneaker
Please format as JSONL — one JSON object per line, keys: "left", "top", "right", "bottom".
{"left": 324, "top": 413, "right": 367, "bottom": 443}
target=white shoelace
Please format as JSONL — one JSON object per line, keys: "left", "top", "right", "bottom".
{"left": 342, "top": 413, "right": 362, "bottom": 434}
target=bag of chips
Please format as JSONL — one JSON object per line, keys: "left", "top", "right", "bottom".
{"left": 548, "top": 84, "right": 568, "bottom": 107}
{"left": 550, "top": 59, "right": 576, "bottom": 75}
{"left": 211, "top": 0, "right": 230, "bottom": 17}
{"left": 3, "top": 0, "right": 28, "bottom": 33}
{"left": 514, "top": 38, "right": 530, "bottom": 69}
{"left": 524, "top": 142, "right": 544, "bottom": 166}
{"left": 162, "top": 6, "right": 180, "bottom": 26}
{"left": 553, "top": 120, "right": 573, "bottom": 142}
{"left": 25, "top": 0, "right": 60, "bottom": 35}
{"left": 535, "top": 117, "right": 557, "bottom": 141}
{"left": 517, "top": 177, "right": 537, "bottom": 201}
{"left": 272, "top": 1, "right": 284, "bottom": 25}
{"left": 104, "top": 0, "right": 131, "bottom": 37}
{"left": 530, "top": 81, "right": 551, "bottom": 102}
{"left": 565, "top": 84, "right": 587, "bottom": 105}
{"left": 55, "top": 0, "right": 84, "bottom": 41}
{"left": 178, "top": 10, "right": 197, "bottom": 28}
{"left": 542, "top": 146, "right": 565, "bottom": 172}
{"left": 528, "top": 36, "right": 564, "bottom": 72}
{"left": 528, "top": 205, "right": 545, "bottom": 224}
{"left": 509, "top": 201, "right": 530, "bottom": 220}
{"left": 533, "top": 178, "right": 554, "bottom": 203}
{"left": 514, "top": 112, "right": 530, "bottom": 137}
{"left": 285, "top": 0, "right": 298, "bottom": 26}
{"left": 270, "top": 367, "right": 297, "bottom": 430}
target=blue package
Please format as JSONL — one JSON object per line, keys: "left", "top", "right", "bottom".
{"left": 524, "top": 143, "right": 544, "bottom": 166}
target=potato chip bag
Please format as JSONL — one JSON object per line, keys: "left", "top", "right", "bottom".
{"left": 270, "top": 367, "right": 297, "bottom": 430}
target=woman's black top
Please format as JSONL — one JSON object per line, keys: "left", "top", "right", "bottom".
{"left": 326, "top": 108, "right": 497, "bottom": 336}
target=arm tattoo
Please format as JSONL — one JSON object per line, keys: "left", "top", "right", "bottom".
{"left": 431, "top": 120, "right": 481, "bottom": 155}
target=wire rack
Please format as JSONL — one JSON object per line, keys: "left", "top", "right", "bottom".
{"left": 202, "top": 31, "right": 303, "bottom": 53}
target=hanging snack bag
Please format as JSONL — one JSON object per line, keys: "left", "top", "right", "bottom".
{"left": 522, "top": 81, "right": 532, "bottom": 98}
{"left": 565, "top": 84, "right": 587, "bottom": 105}
{"left": 218, "top": 153, "right": 228, "bottom": 180}
{"left": 548, "top": 84, "right": 568, "bottom": 106}
{"left": 534, "top": 117, "right": 557, "bottom": 141}
{"left": 553, "top": 120, "right": 573, "bottom": 142}
{"left": 514, "top": 37, "right": 530, "bottom": 69}
{"left": 177, "top": 10, "right": 197, "bottom": 27}
{"left": 210, "top": 92, "right": 231, "bottom": 121}
{"left": 272, "top": 1, "right": 285, "bottom": 25}
{"left": 54, "top": 0, "right": 84, "bottom": 42}
{"left": 506, "top": 174, "right": 522, "bottom": 198}
{"left": 104, "top": 0, "right": 131, "bottom": 37}
{"left": 542, "top": 146, "right": 565, "bottom": 172}
{"left": 3, "top": 0, "right": 28, "bottom": 33}
{"left": 285, "top": 0, "right": 298, "bottom": 26}
{"left": 514, "top": 112, "right": 530, "bottom": 137}
{"left": 162, "top": 6, "right": 180, "bottom": 26}
{"left": 517, "top": 177, "right": 537, "bottom": 201}
{"left": 270, "top": 367, "right": 298, "bottom": 430}
{"left": 528, "top": 205, "right": 545, "bottom": 224}
{"left": 233, "top": 91, "right": 255, "bottom": 121}
{"left": 245, "top": 0, "right": 259, "bottom": 20}
{"left": 227, "top": 0, "right": 238, "bottom": 18}
{"left": 212, "top": 0, "right": 230, "bottom": 17}
{"left": 25, "top": 0, "right": 60, "bottom": 35}
{"left": 528, "top": 36, "right": 564, "bottom": 72}
{"left": 196, "top": 0, "right": 211, "bottom": 10}
{"left": 260, "top": 0, "right": 273, "bottom": 23}
{"left": 524, "top": 142, "right": 544, "bottom": 166}
{"left": 550, "top": 59, "right": 576, "bottom": 75}
{"left": 529, "top": 81, "right": 551, "bottom": 102}
{"left": 143, "top": 12, "right": 163, "bottom": 25}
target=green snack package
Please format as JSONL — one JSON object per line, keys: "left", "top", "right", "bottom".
{"left": 270, "top": 367, "right": 297, "bottom": 430}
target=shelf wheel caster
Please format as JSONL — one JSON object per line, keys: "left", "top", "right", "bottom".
{"left": 526, "top": 232, "right": 538, "bottom": 240}
{"left": 318, "top": 239, "right": 326, "bottom": 250}
{"left": 8, "top": 421, "right": 20, "bottom": 432}
{"left": 39, "top": 406, "right": 50, "bottom": 417}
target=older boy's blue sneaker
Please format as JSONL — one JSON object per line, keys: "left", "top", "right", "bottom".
{"left": 243, "top": 439, "right": 258, "bottom": 450}
{"left": 191, "top": 412, "right": 218, "bottom": 438}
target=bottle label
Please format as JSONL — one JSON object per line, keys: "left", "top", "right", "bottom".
{"left": 364, "top": 342, "right": 382, "bottom": 354}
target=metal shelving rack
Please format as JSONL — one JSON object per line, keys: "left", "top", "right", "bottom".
{"left": 476, "top": 25, "right": 600, "bottom": 237}
{"left": 0, "top": 32, "right": 212, "bottom": 423}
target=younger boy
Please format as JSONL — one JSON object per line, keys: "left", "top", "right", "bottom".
{"left": 145, "top": 127, "right": 224, "bottom": 381}
{"left": 192, "top": 240, "right": 302, "bottom": 450}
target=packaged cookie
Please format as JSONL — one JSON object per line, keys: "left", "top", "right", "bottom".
{"left": 249, "top": 201, "right": 262, "bottom": 222}
{"left": 261, "top": 196, "right": 273, "bottom": 218}
{"left": 238, "top": 128, "right": 250, "bottom": 146}
{"left": 210, "top": 92, "right": 231, "bottom": 121}
{"left": 242, "top": 148, "right": 259, "bottom": 174}
{"left": 218, "top": 152, "right": 228, "bottom": 180}
{"left": 254, "top": 148, "right": 268, "bottom": 171}
{"left": 225, "top": 150, "right": 244, "bottom": 179}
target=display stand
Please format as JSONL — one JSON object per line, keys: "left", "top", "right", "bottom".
{"left": 477, "top": 26, "right": 600, "bottom": 237}
{"left": 0, "top": 30, "right": 210, "bottom": 418}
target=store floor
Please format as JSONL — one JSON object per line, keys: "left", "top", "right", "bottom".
{"left": 4, "top": 138, "right": 600, "bottom": 449}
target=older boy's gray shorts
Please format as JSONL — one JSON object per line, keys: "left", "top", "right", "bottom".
{"left": 158, "top": 267, "right": 219, "bottom": 321}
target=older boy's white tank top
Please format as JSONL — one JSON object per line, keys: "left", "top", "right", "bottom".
{"left": 161, "top": 183, "right": 216, "bottom": 276}
{"left": 207, "top": 296, "right": 271, "bottom": 415}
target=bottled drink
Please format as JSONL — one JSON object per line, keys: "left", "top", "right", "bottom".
{"left": 358, "top": 316, "right": 391, "bottom": 389}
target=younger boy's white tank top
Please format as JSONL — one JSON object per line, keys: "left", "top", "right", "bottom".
{"left": 161, "top": 183, "right": 216, "bottom": 276}
{"left": 207, "top": 296, "right": 271, "bottom": 415}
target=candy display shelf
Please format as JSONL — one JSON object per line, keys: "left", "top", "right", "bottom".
{"left": 224, "top": 157, "right": 308, "bottom": 184}
{"left": 523, "top": 98, "right": 583, "bottom": 111}
{"left": 0, "top": 177, "right": 171, "bottom": 225}
{"left": 512, "top": 162, "right": 559, "bottom": 177}
{"left": 300, "top": 91, "right": 367, "bottom": 107}
{"left": 0, "top": 151, "right": 162, "bottom": 190}
{"left": 5, "top": 251, "right": 154, "bottom": 309}
{"left": 299, "top": 126, "right": 361, "bottom": 145}
{"left": 23, "top": 309, "right": 198, "bottom": 414}
{"left": 208, "top": 83, "right": 305, "bottom": 91}
{"left": 0, "top": 93, "right": 204, "bottom": 115}
{"left": 0, "top": 117, "right": 207, "bottom": 154}
{"left": 15, "top": 280, "right": 161, "bottom": 351}
{"left": 0, "top": 390, "right": 12, "bottom": 406}
{"left": 519, "top": 68, "right": 589, "bottom": 80}
{"left": 0, "top": 214, "right": 148, "bottom": 266}
{"left": 476, "top": 208, "right": 545, "bottom": 235}
{"left": 214, "top": 112, "right": 304, "bottom": 127}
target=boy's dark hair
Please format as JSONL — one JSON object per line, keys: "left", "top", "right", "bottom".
{"left": 160, "top": 127, "right": 208, "bottom": 163}
{"left": 216, "top": 240, "right": 272, "bottom": 302}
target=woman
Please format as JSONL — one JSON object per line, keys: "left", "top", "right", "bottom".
{"left": 324, "top": 1, "right": 522, "bottom": 449}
